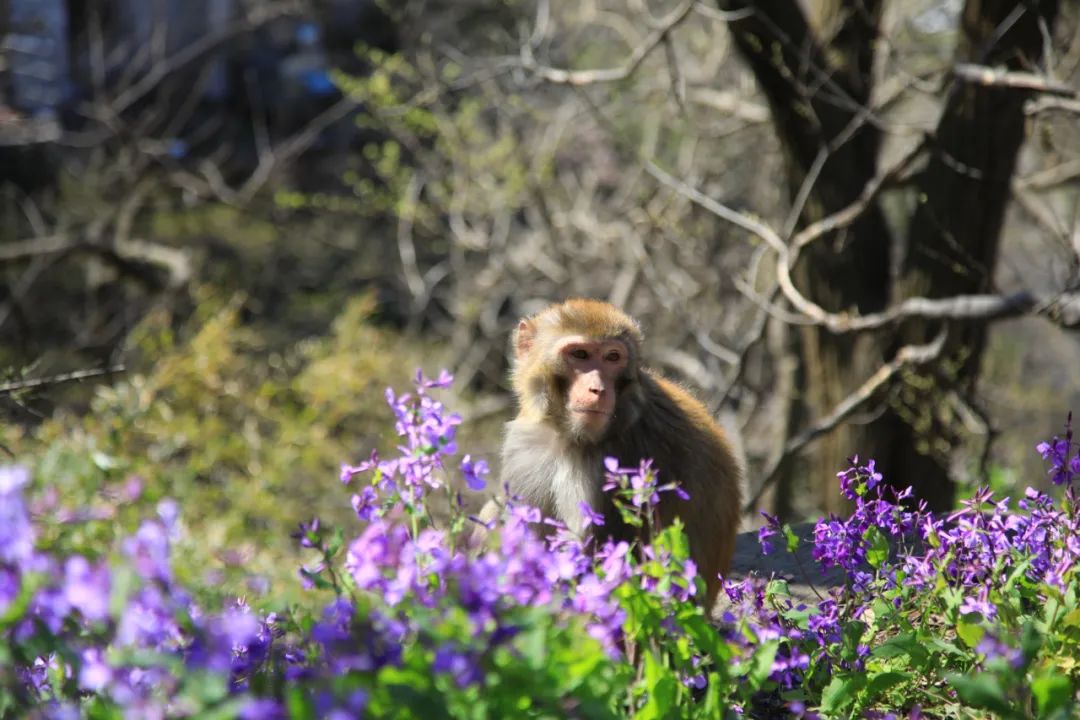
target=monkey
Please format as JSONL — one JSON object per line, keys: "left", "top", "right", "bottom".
{"left": 478, "top": 298, "right": 742, "bottom": 611}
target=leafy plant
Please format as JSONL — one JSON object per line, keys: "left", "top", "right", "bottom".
{"left": 1, "top": 373, "right": 1078, "bottom": 717}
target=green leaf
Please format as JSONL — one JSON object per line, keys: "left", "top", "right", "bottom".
{"left": 745, "top": 640, "right": 779, "bottom": 691}
{"left": 84, "top": 697, "right": 124, "bottom": 720}
{"left": 782, "top": 523, "right": 800, "bottom": 553}
{"left": 861, "top": 671, "right": 911, "bottom": 703}
{"left": 765, "top": 579, "right": 791, "bottom": 598}
{"left": 0, "top": 572, "right": 40, "bottom": 628}
{"left": 1031, "top": 673, "right": 1072, "bottom": 717}
{"left": 1019, "top": 621, "right": 1042, "bottom": 667}
{"left": 820, "top": 673, "right": 865, "bottom": 715}
{"left": 286, "top": 686, "right": 316, "bottom": 720}
{"left": 1003, "top": 556, "right": 1034, "bottom": 592}
{"left": 637, "top": 652, "right": 679, "bottom": 720}
{"left": 195, "top": 697, "right": 250, "bottom": 720}
{"left": 927, "top": 637, "right": 967, "bottom": 658}
{"left": 326, "top": 526, "right": 345, "bottom": 557}
{"left": 518, "top": 625, "right": 548, "bottom": 670}
{"left": 956, "top": 619, "right": 985, "bottom": 648}
{"left": 948, "top": 673, "right": 1020, "bottom": 719}
{"left": 871, "top": 633, "right": 930, "bottom": 668}
{"left": 865, "top": 526, "right": 890, "bottom": 569}
{"left": 840, "top": 621, "right": 867, "bottom": 661}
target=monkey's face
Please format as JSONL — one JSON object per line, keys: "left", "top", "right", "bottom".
{"left": 555, "top": 336, "right": 629, "bottom": 443}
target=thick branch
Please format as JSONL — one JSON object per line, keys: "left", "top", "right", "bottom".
{"left": 649, "top": 154, "right": 1080, "bottom": 332}
{"left": 744, "top": 330, "right": 948, "bottom": 512}
{"left": 0, "top": 235, "right": 192, "bottom": 288}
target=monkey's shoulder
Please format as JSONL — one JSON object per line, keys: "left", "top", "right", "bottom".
{"left": 641, "top": 370, "right": 720, "bottom": 429}
{"left": 633, "top": 370, "right": 739, "bottom": 475}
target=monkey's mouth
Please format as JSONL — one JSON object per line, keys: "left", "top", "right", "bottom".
{"left": 570, "top": 408, "right": 610, "bottom": 417}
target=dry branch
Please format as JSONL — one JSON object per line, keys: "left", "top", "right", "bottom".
{"left": 0, "top": 366, "right": 126, "bottom": 395}
{"left": 648, "top": 146, "right": 1080, "bottom": 333}
{"left": 743, "top": 330, "right": 948, "bottom": 512}
{"left": 519, "top": 1, "right": 695, "bottom": 86}
{"left": 0, "top": 235, "right": 192, "bottom": 288}
{"left": 952, "top": 63, "right": 1077, "bottom": 98}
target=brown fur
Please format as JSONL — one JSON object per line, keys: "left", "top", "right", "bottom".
{"left": 483, "top": 299, "right": 742, "bottom": 610}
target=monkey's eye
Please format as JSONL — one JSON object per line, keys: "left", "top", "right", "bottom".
{"left": 604, "top": 351, "right": 621, "bottom": 362}
{"left": 570, "top": 348, "right": 589, "bottom": 360}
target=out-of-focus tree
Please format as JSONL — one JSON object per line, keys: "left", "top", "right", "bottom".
{"left": 0, "top": 0, "right": 394, "bottom": 407}
{"left": 717, "top": 0, "right": 1073, "bottom": 512}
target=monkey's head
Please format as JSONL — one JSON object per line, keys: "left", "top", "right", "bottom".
{"left": 511, "top": 299, "right": 644, "bottom": 444}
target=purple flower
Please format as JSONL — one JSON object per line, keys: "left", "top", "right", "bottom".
{"left": 975, "top": 634, "right": 1023, "bottom": 668}
{"left": 122, "top": 521, "right": 172, "bottom": 582}
{"left": 0, "top": 464, "right": 30, "bottom": 494}
{"left": 580, "top": 502, "right": 605, "bottom": 529}
{"left": 0, "top": 566, "right": 20, "bottom": 614}
{"left": 351, "top": 486, "right": 380, "bottom": 521}
{"left": 0, "top": 465, "right": 35, "bottom": 566}
{"left": 341, "top": 450, "right": 380, "bottom": 484}
{"left": 292, "top": 518, "right": 323, "bottom": 549}
{"left": 758, "top": 526, "right": 776, "bottom": 556}
{"left": 63, "top": 555, "right": 111, "bottom": 623}
{"left": 239, "top": 698, "right": 287, "bottom": 720}
{"left": 157, "top": 499, "right": 180, "bottom": 533}
{"left": 417, "top": 368, "right": 454, "bottom": 390}
{"left": 121, "top": 475, "right": 144, "bottom": 502}
{"left": 78, "top": 648, "right": 112, "bottom": 692}
{"left": 460, "top": 455, "right": 489, "bottom": 491}
{"left": 1037, "top": 413, "right": 1078, "bottom": 485}
{"left": 433, "top": 646, "right": 481, "bottom": 687}
{"left": 864, "top": 459, "right": 883, "bottom": 491}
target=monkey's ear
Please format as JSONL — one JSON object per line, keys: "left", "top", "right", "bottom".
{"left": 514, "top": 319, "right": 537, "bottom": 359}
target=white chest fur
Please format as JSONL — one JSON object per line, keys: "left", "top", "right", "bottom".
{"left": 501, "top": 419, "right": 602, "bottom": 535}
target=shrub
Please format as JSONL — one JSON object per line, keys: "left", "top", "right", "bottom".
{"left": 2, "top": 293, "right": 430, "bottom": 607}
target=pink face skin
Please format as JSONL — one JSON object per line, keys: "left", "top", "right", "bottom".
{"left": 557, "top": 337, "right": 629, "bottom": 441}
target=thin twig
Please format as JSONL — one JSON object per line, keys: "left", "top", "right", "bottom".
{"left": 519, "top": 0, "right": 695, "bottom": 86}
{"left": 952, "top": 62, "right": 1077, "bottom": 98}
{"left": 0, "top": 366, "right": 126, "bottom": 395}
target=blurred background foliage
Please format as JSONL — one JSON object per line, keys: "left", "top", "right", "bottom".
{"left": 1, "top": 291, "right": 444, "bottom": 605}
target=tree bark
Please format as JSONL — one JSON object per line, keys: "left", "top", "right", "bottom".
{"left": 719, "top": 0, "right": 891, "bottom": 514}
{"left": 884, "top": 0, "right": 1061, "bottom": 509}
{"left": 720, "top": 0, "right": 1060, "bottom": 514}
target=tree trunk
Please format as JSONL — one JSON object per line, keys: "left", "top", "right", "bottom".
{"left": 720, "top": 0, "right": 1059, "bottom": 514}
{"left": 884, "top": 0, "right": 1061, "bottom": 508}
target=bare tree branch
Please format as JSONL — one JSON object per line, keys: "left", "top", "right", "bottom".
{"left": 106, "top": 4, "right": 302, "bottom": 116}
{"left": 519, "top": 1, "right": 696, "bottom": 86}
{"left": 0, "top": 235, "right": 192, "bottom": 287}
{"left": 952, "top": 62, "right": 1077, "bottom": 98}
{"left": 1025, "top": 96, "right": 1080, "bottom": 115}
{"left": 648, "top": 141, "right": 1080, "bottom": 334}
{"left": 744, "top": 330, "right": 948, "bottom": 512}
{"left": 0, "top": 366, "right": 126, "bottom": 395}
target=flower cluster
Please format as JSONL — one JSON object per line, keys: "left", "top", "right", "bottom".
{"left": 3, "top": 371, "right": 1078, "bottom": 718}
{"left": 744, "top": 420, "right": 1080, "bottom": 715}
{"left": 340, "top": 368, "right": 462, "bottom": 510}
{"left": 1036, "top": 411, "right": 1080, "bottom": 486}
{"left": 1, "top": 469, "right": 285, "bottom": 717}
